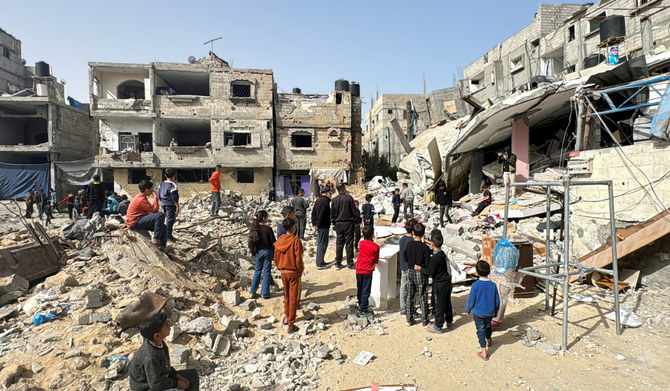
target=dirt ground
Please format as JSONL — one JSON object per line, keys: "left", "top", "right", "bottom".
{"left": 259, "top": 241, "right": 670, "bottom": 391}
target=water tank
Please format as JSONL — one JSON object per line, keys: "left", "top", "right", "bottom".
{"left": 600, "top": 15, "right": 625, "bottom": 43}
{"left": 350, "top": 82, "right": 360, "bottom": 97}
{"left": 292, "top": 88, "right": 301, "bottom": 94}
{"left": 584, "top": 53, "right": 606, "bottom": 69}
{"left": 35, "top": 61, "right": 50, "bottom": 77}
{"left": 334, "top": 79, "right": 350, "bottom": 92}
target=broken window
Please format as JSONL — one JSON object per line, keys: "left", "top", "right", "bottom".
{"left": 231, "top": 82, "right": 252, "bottom": 98}
{"left": 291, "top": 133, "right": 312, "bottom": 148}
{"left": 589, "top": 13, "right": 606, "bottom": 33}
{"left": 224, "top": 132, "right": 251, "bottom": 147}
{"left": 336, "top": 93, "right": 342, "bottom": 105}
{"left": 236, "top": 169, "right": 254, "bottom": 183}
{"left": 155, "top": 70, "right": 209, "bottom": 96}
{"left": 163, "top": 120, "right": 210, "bottom": 147}
{"left": 2, "top": 47, "right": 9, "bottom": 58}
{"left": 568, "top": 26, "right": 576, "bottom": 42}
{"left": 530, "top": 39, "right": 540, "bottom": 52}
{"left": 510, "top": 56, "right": 524, "bottom": 73}
{"left": 387, "top": 109, "right": 393, "bottom": 115}
{"left": 129, "top": 169, "right": 150, "bottom": 184}
{"left": 172, "top": 168, "right": 214, "bottom": 183}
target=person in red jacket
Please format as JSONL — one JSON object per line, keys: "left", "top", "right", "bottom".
{"left": 356, "top": 225, "right": 380, "bottom": 315}
{"left": 274, "top": 218, "right": 304, "bottom": 333}
{"left": 126, "top": 180, "right": 167, "bottom": 250}
{"left": 209, "top": 164, "right": 223, "bottom": 216}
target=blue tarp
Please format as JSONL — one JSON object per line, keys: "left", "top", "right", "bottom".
{"left": 0, "top": 162, "right": 50, "bottom": 200}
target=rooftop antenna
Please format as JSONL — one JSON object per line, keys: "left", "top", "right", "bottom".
{"left": 203, "top": 37, "right": 223, "bottom": 53}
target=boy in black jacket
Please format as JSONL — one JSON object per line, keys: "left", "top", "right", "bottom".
{"left": 404, "top": 222, "right": 432, "bottom": 327}
{"left": 129, "top": 313, "right": 199, "bottom": 391}
{"left": 391, "top": 188, "right": 401, "bottom": 223}
{"left": 415, "top": 231, "right": 453, "bottom": 333}
{"left": 361, "top": 194, "right": 375, "bottom": 227}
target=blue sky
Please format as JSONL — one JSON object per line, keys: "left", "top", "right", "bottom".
{"left": 2, "top": 0, "right": 589, "bottom": 113}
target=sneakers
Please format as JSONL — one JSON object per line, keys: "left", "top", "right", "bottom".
{"left": 346, "top": 264, "right": 356, "bottom": 270}
{"left": 360, "top": 309, "right": 374, "bottom": 316}
{"left": 427, "top": 326, "right": 444, "bottom": 334}
{"left": 335, "top": 264, "right": 345, "bottom": 270}
{"left": 405, "top": 319, "right": 415, "bottom": 327}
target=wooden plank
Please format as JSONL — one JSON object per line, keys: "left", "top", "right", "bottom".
{"left": 571, "top": 211, "right": 670, "bottom": 282}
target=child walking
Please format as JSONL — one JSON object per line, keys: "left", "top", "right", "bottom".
{"left": 158, "top": 168, "right": 180, "bottom": 241}
{"left": 404, "top": 222, "right": 432, "bottom": 327}
{"left": 415, "top": 230, "right": 453, "bottom": 333}
{"left": 356, "top": 226, "right": 380, "bottom": 315}
{"left": 274, "top": 218, "right": 304, "bottom": 333}
{"left": 248, "top": 210, "right": 276, "bottom": 300}
{"left": 466, "top": 260, "right": 500, "bottom": 361}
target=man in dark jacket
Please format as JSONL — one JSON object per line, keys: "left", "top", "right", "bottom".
{"left": 85, "top": 175, "right": 106, "bottom": 219}
{"left": 498, "top": 146, "right": 517, "bottom": 197}
{"left": 291, "top": 188, "right": 309, "bottom": 240}
{"left": 311, "top": 186, "right": 332, "bottom": 270}
{"left": 331, "top": 184, "right": 358, "bottom": 270}
{"left": 391, "top": 188, "right": 402, "bottom": 223}
{"left": 434, "top": 180, "right": 453, "bottom": 227}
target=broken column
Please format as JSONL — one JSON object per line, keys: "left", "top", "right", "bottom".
{"left": 511, "top": 114, "right": 529, "bottom": 183}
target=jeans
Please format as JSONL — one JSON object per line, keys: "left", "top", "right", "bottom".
{"left": 474, "top": 314, "right": 493, "bottom": 348}
{"left": 316, "top": 227, "right": 329, "bottom": 267}
{"left": 211, "top": 192, "right": 220, "bottom": 216}
{"left": 130, "top": 212, "right": 167, "bottom": 246}
{"left": 399, "top": 269, "right": 409, "bottom": 314}
{"left": 356, "top": 273, "right": 373, "bottom": 312}
{"left": 392, "top": 206, "right": 400, "bottom": 223}
{"left": 163, "top": 205, "right": 177, "bottom": 237}
{"left": 403, "top": 199, "right": 414, "bottom": 220}
{"left": 250, "top": 249, "right": 273, "bottom": 297}
{"left": 439, "top": 204, "right": 453, "bottom": 227}
{"left": 334, "top": 221, "right": 354, "bottom": 267}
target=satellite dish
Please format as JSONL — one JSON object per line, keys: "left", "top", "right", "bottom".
{"left": 20, "top": 59, "right": 26, "bottom": 65}
{"left": 188, "top": 56, "right": 197, "bottom": 64}
{"left": 60, "top": 79, "right": 66, "bottom": 85}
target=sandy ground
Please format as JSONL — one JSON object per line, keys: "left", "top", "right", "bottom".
{"left": 257, "top": 236, "right": 670, "bottom": 391}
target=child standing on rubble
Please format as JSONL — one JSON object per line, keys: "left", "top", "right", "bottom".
{"left": 466, "top": 260, "right": 500, "bottom": 361}
{"left": 248, "top": 210, "right": 276, "bottom": 300}
{"left": 129, "top": 312, "right": 199, "bottom": 390}
{"left": 356, "top": 225, "right": 379, "bottom": 315}
{"left": 274, "top": 218, "right": 304, "bottom": 333}
{"left": 158, "top": 168, "right": 179, "bottom": 242}
{"left": 415, "top": 230, "right": 453, "bottom": 333}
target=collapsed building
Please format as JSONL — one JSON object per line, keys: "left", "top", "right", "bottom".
{"left": 0, "top": 28, "right": 95, "bottom": 200}
{"left": 90, "top": 55, "right": 362, "bottom": 198}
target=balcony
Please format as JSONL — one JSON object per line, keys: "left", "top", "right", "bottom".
{"left": 92, "top": 98, "right": 153, "bottom": 116}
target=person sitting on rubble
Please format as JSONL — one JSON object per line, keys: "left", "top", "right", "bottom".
{"left": 129, "top": 312, "right": 199, "bottom": 391}
{"left": 126, "top": 180, "right": 167, "bottom": 250}
{"left": 274, "top": 217, "right": 304, "bottom": 334}
{"left": 472, "top": 184, "right": 492, "bottom": 216}
{"left": 99, "top": 190, "right": 120, "bottom": 218}
{"left": 391, "top": 188, "right": 402, "bottom": 224}
{"left": 498, "top": 146, "right": 517, "bottom": 198}
{"left": 248, "top": 210, "right": 276, "bottom": 300}
{"left": 276, "top": 205, "right": 296, "bottom": 238}
{"left": 118, "top": 195, "right": 130, "bottom": 216}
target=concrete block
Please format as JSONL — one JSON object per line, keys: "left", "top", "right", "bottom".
{"left": 533, "top": 242, "right": 546, "bottom": 257}
{"left": 91, "top": 311, "right": 112, "bottom": 323}
{"left": 213, "top": 334, "right": 231, "bottom": 356}
{"left": 84, "top": 289, "right": 104, "bottom": 309}
{"left": 221, "top": 315, "right": 242, "bottom": 334}
{"left": 166, "top": 325, "right": 181, "bottom": 343}
{"left": 445, "top": 236, "right": 480, "bottom": 259}
{"left": 0, "top": 274, "right": 29, "bottom": 296}
{"left": 443, "top": 224, "right": 464, "bottom": 236}
{"left": 239, "top": 299, "right": 256, "bottom": 311}
{"left": 222, "top": 291, "right": 241, "bottom": 306}
{"left": 170, "top": 347, "right": 191, "bottom": 370}
{"left": 0, "top": 291, "right": 24, "bottom": 306}
{"left": 182, "top": 317, "right": 213, "bottom": 334}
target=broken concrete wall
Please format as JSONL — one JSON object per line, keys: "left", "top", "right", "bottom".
{"left": 275, "top": 92, "right": 352, "bottom": 171}
{"left": 98, "top": 118, "right": 153, "bottom": 152}
{"left": 0, "top": 28, "right": 29, "bottom": 94}
{"left": 570, "top": 143, "right": 670, "bottom": 258}
{"left": 53, "top": 103, "right": 96, "bottom": 158}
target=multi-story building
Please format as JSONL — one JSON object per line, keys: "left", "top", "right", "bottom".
{"left": 0, "top": 28, "right": 94, "bottom": 199}
{"left": 91, "top": 54, "right": 362, "bottom": 197}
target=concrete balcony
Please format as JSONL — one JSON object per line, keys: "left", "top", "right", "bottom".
{"left": 91, "top": 98, "right": 154, "bottom": 117}
{"left": 94, "top": 151, "right": 157, "bottom": 168}
{"left": 155, "top": 95, "right": 213, "bottom": 118}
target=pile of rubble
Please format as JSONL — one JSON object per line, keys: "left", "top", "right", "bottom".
{"left": 0, "top": 191, "right": 337, "bottom": 391}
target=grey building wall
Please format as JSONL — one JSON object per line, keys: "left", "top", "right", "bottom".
{"left": 0, "top": 28, "right": 29, "bottom": 94}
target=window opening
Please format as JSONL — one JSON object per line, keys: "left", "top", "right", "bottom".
{"left": 224, "top": 132, "right": 251, "bottom": 146}
{"left": 129, "top": 169, "right": 150, "bottom": 184}
{"left": 568, "top": 26, "right": 576, "bottom": 42}
{"left": 336, "top": 93, "right": 342, "bottom": 104}
{"left": 236, "top": 169, "right": 254, "bottom": 183}
{"left": 291, "top": 133, "right": 312, "bottom": 148}
{"left": 232, "top": 83, "right": 251, "bottom": 97}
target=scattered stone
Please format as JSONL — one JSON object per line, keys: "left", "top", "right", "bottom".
{"left": 536, "top": 341, "right": 560, "bottom": 355}
{"left": 31, "top": 363, "right": 44, "bottom": 374}
{"left": 251, "top": 307, "right": 262, "bottom": 320}
{"left": 43, "top": 272, "right": 78, "bottom": 291}
{"left": 222, "top": 291, "right": 241, "bottom": 306}
{"left": 73, "top": 357, "right": 90, "bottom": 370}
{"left": 170, "top": 347, "right": 192, "bottom": 370}
{"left": 0, "top": 291, "right": 24, "bottom": 306}
{"left": 239, "top": 299, "right": 256, "bottom": 311}
{"left": 302, "top": 310, "right": 314, "bottom": 320}
{"left": 616, "top": 354, "right": 626, "bottom": 361}
{"left": 525, "top": 329, "right": 541, "bottom": 341}
{"left": 64, "top": 349, "right": 81, "bottom": 359}
{"left": 213, "top": 335, "right": 231, "bottom": 356}
{"left": 307, "top": 302, "right": 320, "bottom": 311}
{"left": 167, "top": 325, "right": 182, "bottom": 343}
{"left": 316, "top": 345, "right": 331, "bottom": 359}
{"left": 183, "top": 317, "right": 213, "bottom": 334}
{"left": 256, "top": 319, "right": 274, "bottom": 330}
{"left": 75, "top": 313, "right": 92, "bottom": 325}
{"left": 221, "top": 315, "right": 243, "bottom": 334}
{"left": 91, "top": 311, "right": 112, "bottom": 323}
{"left": 84, "top": 289, "right": 105, "bottom": 309}
{"left": 0, "top": 274, "right": 29, "bottom": 296}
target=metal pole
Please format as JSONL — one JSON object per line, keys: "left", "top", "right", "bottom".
{"left": 562, "top": 180, "right": 570, "bottom": 351}
{"left": 503, "top": 183, "right": 511, "bottom": 239}
{"left": 545, "top": 185, "right": 552, "bottom": 312}
{"left": 608, "top": 182, "right": 621, "bottom": 335}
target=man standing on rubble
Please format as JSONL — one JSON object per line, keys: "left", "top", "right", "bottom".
{"left": 209, "top": 164, "right": 223, "bottom": 216}
{"left": 292, "top": 188, "right": 308, "bottom": 240}
{"left": 435, "top": 180, "right": 453, "bottom": 227}
{"left": 401, "top": 183, "right": 415, "bottom": 220}
{"left": 331, "top": 184, "right": 358, "bottom": 270}
{"left": 498, "top": 146, "right": 517, "bottom": 197}
{"left": 85, "top": 175, "right": 106, "bottom": 219}
{"left": 311, "top": 186, "right": 332, "bottom": 270}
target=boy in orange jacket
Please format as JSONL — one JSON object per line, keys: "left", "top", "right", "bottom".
{"left": 274, "top": 218, "right": 304, "bottom": 333}
{"left": 356, "top": 225, "right": 380, "bottom": 315}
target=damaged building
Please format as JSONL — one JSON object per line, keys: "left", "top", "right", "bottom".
{"left": 91, "top": 55, "right": 362, "bottom": 198}
{"left": 0, "top": 28, "right": 95, "bottom": 199}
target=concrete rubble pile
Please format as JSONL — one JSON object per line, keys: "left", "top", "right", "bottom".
{"left": 0, "top": 193, "right": 336, "bottom": 391}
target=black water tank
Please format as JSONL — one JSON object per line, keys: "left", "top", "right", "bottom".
{"left": 35, "top": 61, "right": 50, "bottom": 77}
{"left": 600, "top": 15, "right": 625, "bottom": 43}
{"left": 292, "top": 88, "right": 301, "bottom": 94}
{"left": 334, "top": 79, "right": 350, "bottom": 92}
{"left": 350, "top": 82, "right": 360, "bottom": 97}
{"left": 584, "top": 53, "right": 606, "bottom": 69}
